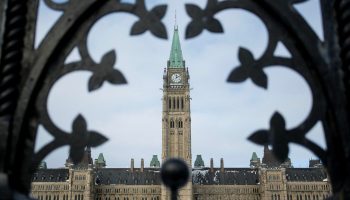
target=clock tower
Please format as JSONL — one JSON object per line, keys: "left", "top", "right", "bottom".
{"left": 161, "top": 25, "right": 193, "bottom": 200}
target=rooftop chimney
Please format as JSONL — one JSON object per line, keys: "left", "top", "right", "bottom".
{"left": 220, "top": 158, "right": 224, "bottom": 173}
{"left": 141, "top": 158, "right": 144, "bottom": 172}
{"left": 130, "top": 158, "right": 134, "bottom": 172}
{"left": 210, "top": 158, "right": 214, "bottom": 173}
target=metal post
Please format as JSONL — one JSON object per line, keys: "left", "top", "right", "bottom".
{"left": 0, "top": 0, "right": 7, "bottom": 61}
{"left": 171, "top": 189, "right": 177, "bottom": 200}
{"left": 0, "top": 0, "right": 7, "bottom": 174}
{"left": 161, "top": 159, "right": 189, "bottom": 200}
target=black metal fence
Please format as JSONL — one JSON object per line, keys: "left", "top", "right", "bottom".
{"left": 0, "top": 0, "right": 349, "bottom": 199}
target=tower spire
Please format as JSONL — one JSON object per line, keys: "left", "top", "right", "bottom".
{"left": 168, "top": 24, "right": 184, "bottom": 68}
{"left": 175, "top": 10, "right": 177, "bottom": 29}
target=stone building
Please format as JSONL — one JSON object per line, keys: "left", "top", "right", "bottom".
{"left": 31, "top": 26, "right": 332, "bottom": 200}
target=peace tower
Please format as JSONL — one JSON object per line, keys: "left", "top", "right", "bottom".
{"left": 161, "top": 25, "right": 193, "bottom": 200}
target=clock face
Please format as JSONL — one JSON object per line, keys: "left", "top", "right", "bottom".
{"left": 171, "top": 73, "right": 182, "bottom": 83}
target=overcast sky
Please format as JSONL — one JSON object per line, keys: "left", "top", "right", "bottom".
{"left": 34, "top": 0, "right": 326, "bottom": 168}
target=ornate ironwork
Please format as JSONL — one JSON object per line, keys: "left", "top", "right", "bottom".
{"left": 0, "top": 0, "right": 349, "bottom": 199}
{"left": 185, "top": 0, "right": 350, "bottom": 197}
{"left": 0, "top": 0, "right": 167, "bottom": 197}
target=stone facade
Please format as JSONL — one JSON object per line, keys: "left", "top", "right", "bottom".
{"left": 31, "top": 26, "right": 332, "bottom": 200}
{"left": 161, "top": 25, "right": 192, "bottom": 200}
{"left": 31, "top": 160, "right": 332, "bottom": 200}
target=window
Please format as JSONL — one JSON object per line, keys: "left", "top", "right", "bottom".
{"left": 172, "top": 97, "right": 175, "bottom": 110}
{"left": 177, "top": 97, "right": 179, "bottom": 109}
{"left": 181, "top": 97, "right": 184, "bottom": 109}
{"left": 178, "top": 120, "right": 183, "bottom": 128}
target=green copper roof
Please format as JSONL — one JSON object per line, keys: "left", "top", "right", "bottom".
{"left": 251, "top": 152, "right": 259, "bottom": 161}
{"left": 96, "top": 153, "right": 105, "bottom": 163}
{"left": 38, "top": 161, "right": 47, "bottom": 169}
{"left": 194, "top": 155, "right": 205, "bottom": 168}
{"left": 168, "top": 26, "right": 185, "bottom": 68}
{"left": 150, "top": 155, "right": 160, "bottom": 167}
{"left": 95, "top": 153, "right": 106, "bottom": 168}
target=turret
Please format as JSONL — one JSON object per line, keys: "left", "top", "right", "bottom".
{"left": 250, "top": 152, "right": 261, "bottom": 168}
{"left": 94, "top": 153, "right": 106, "bottom": 168}
{"left": 194, "top": 155, "right": 205, "bottom": 168}
{"left": 150, "top": 155, "right": 160, "bottom": 168}
{"left": 38, "top": 161, "right": 47, "bottom": 169}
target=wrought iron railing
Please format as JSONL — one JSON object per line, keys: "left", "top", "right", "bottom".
{"left": 0, "top": 0, "right": 349, "bottom": 199}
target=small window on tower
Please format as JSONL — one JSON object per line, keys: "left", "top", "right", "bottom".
{"left": 177, "top": 97, "right": 179, "bottom": 109}
{"left": 178, "top": 120, "right": 183, "bottom": 128}
{"left": 172, "top": 97, "right": 175, "bottom": 110}
{"left": 181, "top": 97, "right": 184, "bottom": 110}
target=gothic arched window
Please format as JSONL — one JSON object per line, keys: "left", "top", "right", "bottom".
{"left": 178, "top": 120, "right": 183, "bottom": 128}
{"left": 177, "top": 96, "right": 179, "bottom": 109}
{"left": 172, "top": 97, "right": 175, "bottom": 110}
{"left": 181, "top": 97, "right": 184, "bottom": 110}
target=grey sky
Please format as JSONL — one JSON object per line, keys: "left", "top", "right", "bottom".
{"left": 35, "top": 0, "right": 326, "bottom": 168}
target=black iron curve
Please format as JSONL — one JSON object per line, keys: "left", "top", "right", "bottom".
{"left": 0, "top": 0, "right": 168, "bottom": 197}
{"left": 0, "top": 0, "right": 349, "bottom": 199}
{"left": 184, "top": 0, "right": 350, "bottom": 197}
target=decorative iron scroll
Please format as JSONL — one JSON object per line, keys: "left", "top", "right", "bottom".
{"left": 185, "top": 0, "right": 349, "bottom": 196}
{"left": 186, "top": 0, "right": 328, "bottom": 163}
{"left": 0, "top": 0, "right": 349, "bottom": 198}
{"left": 0, "top": 0, "right": 168, "bottom": 194}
